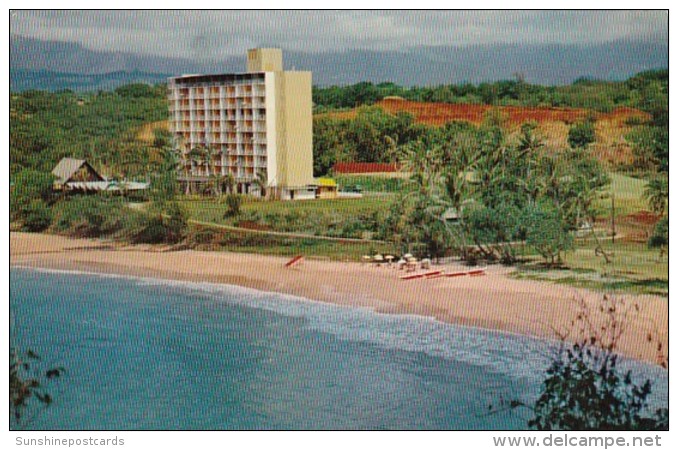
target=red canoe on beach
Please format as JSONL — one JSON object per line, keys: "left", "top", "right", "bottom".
{"left": 285, "top": 255, "right": 304, "bottom": 268}
{"left": 444, "top": 268, "right": 486, "bottom": 278}
{"left": 399, "top": 270, "right": 442, "bottom": 280}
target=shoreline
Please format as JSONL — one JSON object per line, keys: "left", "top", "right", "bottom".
{"left": 10, "top": 232, "right": 668, "bottom": 367}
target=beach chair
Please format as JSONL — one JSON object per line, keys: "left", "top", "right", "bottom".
{"left": 405, "top": 257, "right": 418, "bottom": 272}
{"left": 373, "top": 254, "right": 384, "bottom": 267}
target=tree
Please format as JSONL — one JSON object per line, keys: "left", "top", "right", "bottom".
{"left": 152, "top": 128, "right": 174, "bottom": 150}
{"left": 223, "top": 193, "right": 242, "bottom": 218}
{"left": 529, "top": 343, "right": 667, "bottom": 430}
{"left": 534, "top": 149, "right": 609, "bottom": 230}
{"left": 253, "top": 170, "right": 268, "bottom": 198}
{"left": 382, "top": 191, "right": 450, "bottom": 260}
{"left": 644, "top": 175, "right": 668, "bottom": 256}
{"left": 648, "top": 217, "right": 668, "bottom": 256}
{"left": 10, "top": 86, "right": 167, "bottom": 177}
{"left": 346, "top": 113, "right": 382, "bottom": 162}
{"left": 627, "top": 126, "right": 660, "bottom": 171}
{"left": 52, "top": 195, "right": 124, "bottom": 238}
{"left": 10, "top": 169, "right": 56, "bottom": 230}
{"left": 523, "top": 202, "right": 573, "bottom": 266}
{"left": 219, "top": 173, "right": 236, "bottom": 195}
{"left": 160, "top": 201, "right": 189, "bottom": 243}
{"left": 312, "top": 117, "right": 344, "bottom": 176}
{"left": 463, "top": 203, "right": 522, "bottom": 264}
{"left": 150, "top": 148, "right": 180, "bottom": 205}
{"left": 408, "top": 191, "right": 451, "bottom": 260}
{"left": 345, "top": 82, "right": 380, "bottom": 107}
{"left": 114, "top": 83, "right": 158, "bottom": 99}
{"left": 644, "top": 175, "right": 668, "bottom": 218}
{"left": 568, "top": 119, "right": 596, "bottom": 149}
{"left": 11, "top": 169, "right": 55, "bottom": 214}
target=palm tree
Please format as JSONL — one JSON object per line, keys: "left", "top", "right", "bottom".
{"left": 384, "top": 135, "right": 399, "bottom": 163}
{"left": 253, "top": 170, "right": 268, "bottom": 199}
{"left": 645, "top": 175, "right": 668, "bottom": 217}
{"left": 220, "top": 172, "right": 235, "bottom": 195}
{"left": 151, "top": 148, "right": 180, "bottom": 204}
{"left": 169, "top": 135, "right": 193, "bottom": 196}
{"left": 205, "top": 146, "right": 222, "bottom": 196}
{"left": 185, "top": 147, "right": 206, "bottom": 194}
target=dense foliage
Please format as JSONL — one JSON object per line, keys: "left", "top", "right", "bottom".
{"left": 223, "top": 193, "right": 243, "bottom": 218}
{"left": 648, "top": 217, "right": 668, "bottom": 253}
{"left": 522, "top": 202, "right": 573, "bottom": 266}
{"left": 10, "top": 169, "right": 56, "bottom": 231}
{"left": 529, "top": 343, "right": 667, "bottom": 430}
{"left": 126, "top": 201, "right": 188, "bottom": 244}
{"left": 511, "top": 295, "right": 668, "bottom": 431}
{"left": 51, "top": 194, "right": 187, "bottom": 245}
{"left": 10, "top": 84, "right": 167, "bottom": 176}
{"left": 379, "top": 116, "right": 609, "bottom": 263}
{"left": 567, "top": 119, "right": 596, "bottom": 149}
{"left": 313, "top": 106, "right": 426, "bottom": 176}
{"left": 313, "top": 70, "right": 667, "bottom": 112}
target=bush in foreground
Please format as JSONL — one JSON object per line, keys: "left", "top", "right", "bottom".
{"left": 528, "top": 342, "right": 667, "bottom": 430}
{"left": 503, "top": 295, "right": 667, "bottom": 430}
{"left": 10, "top": 348, "right": 63, "bottom": 429}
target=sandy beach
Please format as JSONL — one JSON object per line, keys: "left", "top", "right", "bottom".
{"left": 10, "top": 232, "right": 667, "bottom": 366}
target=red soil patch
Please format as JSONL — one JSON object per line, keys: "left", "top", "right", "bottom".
{"left": 376, "top": 98, "right": 592, "bottom": 126}
{"left": 623, "top": 211, "right": 661, "bottom": 226}
{"left": 323, "top": 98, "right": 649, "bottom": 128}
{"left": 594, "top": 211, "right": 660, "bottom": 243}
{"left": 317, "top": 100, "right": 650, "bottom": 167}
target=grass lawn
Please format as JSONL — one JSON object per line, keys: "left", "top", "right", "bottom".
{"left": 186, "top": 223, "right": 396, "bottom": 261}
{"left": 512, "top": 240, "right": 667, "bottom": 296}
{"left": 594, "top": 172, "right": 648, "bottom": 218}
{"left": 512, "top": 171, "right": 666, "bottom": 296}
{"left": 179, "top": 194, "right": 397, "bottom": 260}
{"left": 179, "top": 194, "right": 394, "bottom": 239}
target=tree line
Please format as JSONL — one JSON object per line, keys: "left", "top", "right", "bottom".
{"left": 312, "top": 69, "right": 668, "bottom": 113}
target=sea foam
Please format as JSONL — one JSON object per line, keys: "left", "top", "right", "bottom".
{"left": 14, "top": 266, "right": 668, "bottom": 401}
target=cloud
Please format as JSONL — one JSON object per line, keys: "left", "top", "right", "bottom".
{"left": 10, "top": 10, "right": 668, "bottom": 59}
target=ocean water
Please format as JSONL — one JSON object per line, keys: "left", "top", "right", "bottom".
{"left": 10, "top": 268, "right": 668, "bottom": 430}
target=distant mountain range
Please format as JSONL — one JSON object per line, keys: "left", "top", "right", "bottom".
{"left": 10, "top": 34, "right": 668, "bottom": 91}
{"left": 10, "top": 68, "right": 171, "bottom": 92}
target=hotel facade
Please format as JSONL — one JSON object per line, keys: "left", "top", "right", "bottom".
{"left": 167, "top": 48, "right": 315, "bottom": 200}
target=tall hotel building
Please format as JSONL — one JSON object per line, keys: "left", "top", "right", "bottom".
{"left": 167, "top": 48, "right": 315, "bottom": 200}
